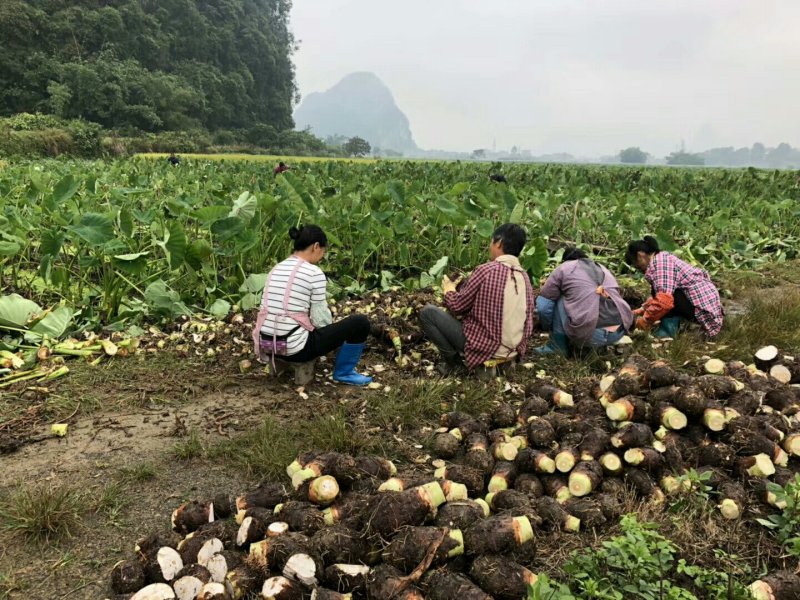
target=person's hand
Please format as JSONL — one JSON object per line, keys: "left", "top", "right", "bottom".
{"left": 632, "top": 307, "right": 645, "bottom": 317}
{"left": 635, "top": 316, "right": 656, "bottom": 331}
{"left": 442, "top": 275, "right": 461, "bottom": 295}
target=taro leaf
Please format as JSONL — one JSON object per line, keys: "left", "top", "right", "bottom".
{"left": 195, "top": 205, "right": 230, "bottom": 225}
{"left": 132, "top": 208, "right": 155, "bottom": 224}
{"left": 434, "top": 196, "right": 459, "bottom": 216}
{"left": 420, "top": 272, "right": 435, "bottom": 289}
{"left": 28, "top": 306, "right": 73, "bottom": 340}
{"left": 520, "top": 237, "right": 549, "bottom": 282}
{"left": 240, "top": 293, "right": 260, "bottom": 311}
{"left": 112, "top": 252, "right": 150, "bottom": 274}
{"left": 428, "top": 256, "right": 449, "bottom": 278}
{"left": 277, "top": 172, "right": 316, "bottom": 215}
{"left": 211, "top": 216, "right": 244, "bottom": 242}
{"left": 229, "top": 191, "right": 257, "bottom": 222}
{"left": 240, "top": 273, "right": 268, "bottom": 295}
{"left": 119, "top": 206, "right": 134, "bottom": 237}
{"left": 208, "top": 299, "right": 231, "bottom": 319}
{"left": 509, "top": 201, "right": 526, "bottom": 224}
{"left": 0, "top": 241, "right": 20, "bottom": 256}
{"left": 476, "top": 219, "right": 495, "bottom": 238}
{"left": 185, "top": 239, "right": 213, "bottom": 271}
{"left": 52, "top": 174, "right": 80, "bottom": 204}
{"left": 394, "top": 215, "right": 413, "bottom": 235}
{"left": 0, "top": 294, "right": 42, "bottom": 328}
{"left": 70, "top": 213, "right": 114, "bottom": 246}
{"left": 380, "top": 270, "right": 396, "bottom": 291}
{"left": 144, "top": 280, "right": 191, "bottom": 317}
{"left": 157, "top": 221, "right": 187, "bottom": 270}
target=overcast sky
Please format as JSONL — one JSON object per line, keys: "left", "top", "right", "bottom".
{"left": 290, "top": 1, "right": 800, "bottom": 156}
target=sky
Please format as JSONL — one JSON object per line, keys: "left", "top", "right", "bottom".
{"left": 290, "top": 1, "right": 800, "bottom": 157}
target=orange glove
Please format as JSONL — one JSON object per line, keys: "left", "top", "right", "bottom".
{"left": 643, "top": 292, "right": 675, "bottom": 324}
{"left": 632, "top": 308, "right": 645, "bottom": 317}
{"left": 636, "top": 316, "right": 655, "bottom": 331}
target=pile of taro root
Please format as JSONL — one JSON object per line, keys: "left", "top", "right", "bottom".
{"left": 108, "top": 350, "right": 800, "bottom": 600}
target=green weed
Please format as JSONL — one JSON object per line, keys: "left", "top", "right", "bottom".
{"left": 0, "top": 482, "right": 84, "bottom": 543}
{"left": 208, "top": 417, "right": 300, "bottom": 480}
{"left": 173, "top": 429, "right": 204, "bottom": 460}
{"left": 117, "top": 462, "right": 160, "bottom": 483}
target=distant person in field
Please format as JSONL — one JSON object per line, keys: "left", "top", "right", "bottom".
{"left": 534, "top": 248, "right": 633, "bottom": 355}
{"left": 252, "top": 225, "right": 373, "bottom": 386}
{"left": 420, "top": 223, "right": 535, "bottom": 375}
{"left": 167, "top": 152, "right": 180, "bottom": 166}
{"left": 489, "top": 173, "right": 507, "bottom": 183}
{"left": 625, "top": 236, "right": 723, "bottom": 338}
{"left": 274, "top": 161, "right": 289, "bottom": 176}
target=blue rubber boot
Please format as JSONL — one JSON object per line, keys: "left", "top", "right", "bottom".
{"left": 533, "top": 333, "right": 570, "bottom": 355}
{"left": 333, "top": 342, "right": 373, "bottom": 386}
{"left": 655, "top": 317, "right": 682, "bottom": 339}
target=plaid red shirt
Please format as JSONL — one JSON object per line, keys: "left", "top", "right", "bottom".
{"left": 445, "top": 256, "right": 535, "bottom": 368}
{"left": 645, "top": 252, "right": 723, "bottom": 337}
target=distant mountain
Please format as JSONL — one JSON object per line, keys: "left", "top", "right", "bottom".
{"left": 294, "top": 72, "right": 418, "bottom": 154}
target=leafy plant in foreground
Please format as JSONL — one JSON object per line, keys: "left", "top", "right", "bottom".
{"left": 528, "top": 514, "right": 751, "bottom": 599}
{"left": 756, "top": 474, "right": 800, "bottom": 558}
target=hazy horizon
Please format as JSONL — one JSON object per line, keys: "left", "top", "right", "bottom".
{"left": 290, "top": 1, "right": 800, "bottom": 157}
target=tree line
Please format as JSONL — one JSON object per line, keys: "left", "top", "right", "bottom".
{"left": 0, "top": 0, "right": 296, "bottom": 135}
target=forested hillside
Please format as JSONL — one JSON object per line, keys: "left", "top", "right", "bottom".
{"left": 0, "top": 0, "right": 296, "bottom": 133}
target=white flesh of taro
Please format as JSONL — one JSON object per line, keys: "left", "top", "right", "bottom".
{"left": 197, "top": 539, "right": 224, "bottom": 567}
{"left": 199, "top": 582, "right": 228, "bottom": 599}
{"left": 262, "top": 576, "right": 294, "bottom": 599}
{"left": 173, "top": 576, "right": 204, "bottom": 600}
{"left": 205, "top": 554, "right": 228, "bottom": 583}
{"left": 130, "top": 583, "right": 177, "bottom": 600}
{"left": 282, "top": 553, "right": 318, "bottom": 586}
{"left": 158, "top": 547, "right": 184, "bottom": 582}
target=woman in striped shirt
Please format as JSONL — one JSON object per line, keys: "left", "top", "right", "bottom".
{"left": 252, "top": 225, "right": 373, "bottom": 386}
{"left": 625, "top": 236, "right": 723, "bottom": 338}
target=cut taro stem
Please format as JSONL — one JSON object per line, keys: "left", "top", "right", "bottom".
{"left": 599, "top": 453, "right": 622, "bottom": 475}
{"left": 718, "top": 499, "right": 741, "bottom": 520}
{"left": 606, "top": 399, "right": 633, "bottom": 422}
{"left": 703, "top": 408, "right": 727, "bottom": 432}
{"left": 661, "top": 407, "right": 687, "bottom": 430}
{"left": 308, "top": 476, "right": 340, "bottom": 505}
{"left": 783, "top": 434, "right": 800, "bottom": 457}
{"left": 704, "top": 358, "right": 726, "bottom": 374}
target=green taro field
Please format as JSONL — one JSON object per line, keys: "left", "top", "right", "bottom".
{"left": 1, "top": 158, "right": 798, "bottom": 338}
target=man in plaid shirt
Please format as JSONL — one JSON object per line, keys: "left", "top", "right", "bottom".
{"left": 625, "top": 236, "right": 723, "bottom": 337}
{"left": 420, "top": 224, "right": 535, "bottom": 374}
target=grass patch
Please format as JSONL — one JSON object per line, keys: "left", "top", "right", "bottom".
{"left": 715, "top": 288, "right": 800, "bottom": 359}
{"left": 369, "top": 379, "right": 455, "bottom": 429}
{"left": 208, "top": 417, "right": 300, "bottom": 480}
{"left": 117, "top": 462, "right": 160, "bottom": 483}
{"left": 0, "top": 569, "right": 24, "bottom": 600}
{"left": 173, "top": 429, "right": 205, "bottom": 460}
{"left": 92, "top": 482, "right": 130, "bottom": 526}
{"left": 0, "top": 482, "right": 84, "bottom": 543}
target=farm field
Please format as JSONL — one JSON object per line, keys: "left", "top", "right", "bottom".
{"left": 1, "top": 158, "right": 800, "bottom": 599}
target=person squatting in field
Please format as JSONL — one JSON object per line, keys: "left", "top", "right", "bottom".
{"left": 625, "top": 235, "right": 724, "bottom": 338}
{"left": 252, "top": 225, "right": 373, "bottom": 386}
{"left": 534, "top": 248, "right": 634, "bottom": 355}
{"left": 420, "top": 223, "right": 535, "bottom": 376}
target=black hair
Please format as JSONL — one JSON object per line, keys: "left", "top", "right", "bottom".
{"left": 562, "top": 247, "right": 588, "bottom": 262}
{"left": 624, "top": 235, "right": 660, "bottom": 265}
{"left": 492, "top": 223, "right": 526, "bottom": 257}
{"left": 279, "top": 161, "right": 286, "bottom": 167}
{"left": 289, "top": 225, "right": 327, "bottom": 251}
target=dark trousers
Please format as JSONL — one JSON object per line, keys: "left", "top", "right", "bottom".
{"left": 661, "top": 288, "right": 695, "bottom": 321}
{"left": 281, "top": 315, "right": 370, "bottom": 363}
{"left": 420, "top": 304, "right": 466, "bottom": 363}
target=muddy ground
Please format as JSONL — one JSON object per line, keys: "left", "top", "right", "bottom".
{"left": 1, "top": 274, "right": 799, "bottom": 599}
